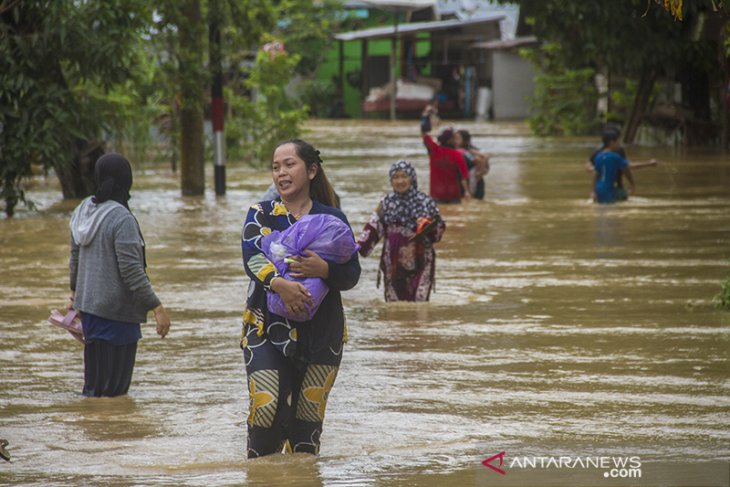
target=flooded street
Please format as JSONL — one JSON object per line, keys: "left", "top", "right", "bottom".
{"left": 1, "top": 119, "right": 729, "bottom": 486}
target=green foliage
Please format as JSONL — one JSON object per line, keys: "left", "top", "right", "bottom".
{"left": 715, "top": 263, "right": 730, "bottom": 310}
{"left": 512, "top": 0, "right": 688, "bottom": 75}
{"left": 223, "top": 0, "right": 276, "bottom": 53}
{"left": 272, "top": 0, "right": 344, "bottom": 76}
{"left": 0, "top": 0, "right": 154, "bottom": 216}
{"left": 605, "top": 79, "right": 661, "bottom": 125}
{"left": 0, "top": 0, "right": 348, "bottom": 210}
{"left": 154, "top": 0, "right": 312, "bottom": 171}
{"left": 521, "top": 44, "right": 599, "bottom": 136}
{"left": 298, "top": 79, "right": 337, "bottom": 118}
{"left": 86, "top": 49, "right": 166, "bottom": 165}
{"left": 607, "top": 80, "right": 638, "bottom": 124}
{"left": 498, "top": 0, "right": 728, "bottom": 140}
{"left": 226, "top": 42, "right": 308, "bottom": 165}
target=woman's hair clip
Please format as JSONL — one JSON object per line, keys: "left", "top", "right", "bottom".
{"left": 315, "top": 149, "right": 323, "bottom": 165}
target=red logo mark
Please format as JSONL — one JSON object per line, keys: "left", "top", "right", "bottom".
{"left": 482, "top": 451, "right": 507, "bottom": 475}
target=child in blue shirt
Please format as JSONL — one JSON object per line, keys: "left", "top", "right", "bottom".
{"left": 586, "top": 125, "right": 657, "bottom": 201}
{"left": 592, "top": 129, "right": 635, "bottom": 203}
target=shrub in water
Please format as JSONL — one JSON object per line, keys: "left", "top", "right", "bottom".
{"left": 715, "top": 265, "right": 730, "bottom": 310}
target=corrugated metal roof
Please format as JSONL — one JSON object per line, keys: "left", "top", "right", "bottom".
{"left": 347, "top": 0, "right": 436, "bottom": 9}
{"left": 472, "top": 35, "right": 539, "bottom": 50}
{"left": 334, "top": 13, "right": 505, "bottom": 41}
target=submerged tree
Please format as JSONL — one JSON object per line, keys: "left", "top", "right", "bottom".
{"left": 0, "top": 0, "right": 342, "bottom": 215}
{"left": 503, "top": 0, "right": 728, "bottom": 143}
{"left": 155, "top": 0, "right": 207, "bottom": 196}
{"left": 217, "top": 0, "right": 339, "bottom": 165}
{"left": 141, "top": 0, "right": 278, "bottom": 189}
{"left": 0, "top": 0, "right": 153, "bottom": 217}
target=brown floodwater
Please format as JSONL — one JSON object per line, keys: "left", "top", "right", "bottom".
{"left": 1, "top": 120, "right": 729, "bottom": 486}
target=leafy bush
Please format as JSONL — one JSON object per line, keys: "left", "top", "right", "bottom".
{"left": 226, "top": 42, "right": 308, "bottom": 165}
{"left": 299, "top": 79, "right": 337, "bottom": 118}
{"left": 521, "top": 43, "right": 599, "bottom": 136}
{"left": 0, "top": 0, "right": 153, "bottom": 216}
{"left": 715, "top": 264, "right": 730, "bottom": 310}
{"left": 606, "top": 79, "right": 637, "bottom": 125}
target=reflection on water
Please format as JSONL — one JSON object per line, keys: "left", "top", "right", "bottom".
{"left": 1, "top": 120, "right": 729, "bottom": 486}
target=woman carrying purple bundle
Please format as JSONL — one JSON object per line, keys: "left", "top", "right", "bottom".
{"left": 241, "top": 139, "right": 360, "bottom": 458}
{"left": 261, "top": 213, "right": 359, "bottom": 322}
{"left": 357, "top": 160, "right": 445, "bottom": 302}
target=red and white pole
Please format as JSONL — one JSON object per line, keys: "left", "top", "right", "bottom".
{"left": 210, "top": 9, "right": 225, "bottom": 195}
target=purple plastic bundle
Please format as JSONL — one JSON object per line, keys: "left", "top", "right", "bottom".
{"left": 261, "top": 214, "right": 359, "bottom": 321}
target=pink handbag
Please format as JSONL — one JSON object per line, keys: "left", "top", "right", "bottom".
{"left": 48, "top": 309, "right": 84, "bottom": 344}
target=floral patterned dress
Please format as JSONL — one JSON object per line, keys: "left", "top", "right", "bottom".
{"left": 357, "top": 160, "right": 445, "bottom": 302}
{"left": 241, "top": 198, "right": 360, "bottom": 457}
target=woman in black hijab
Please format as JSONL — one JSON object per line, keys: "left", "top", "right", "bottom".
{"left": 69, "top": 153, "right": 171, "bottom": 397}
{"left": 93, "top": 153, "right": 134, "bottom": 208}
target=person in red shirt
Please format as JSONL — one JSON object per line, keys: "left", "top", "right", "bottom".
{"left": 420, "top": 107, "right": 470, "bottom": 203}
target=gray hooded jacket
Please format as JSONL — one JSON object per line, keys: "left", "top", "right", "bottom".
{"left": 70, "top": 197, "right": 160, "bottom": 323}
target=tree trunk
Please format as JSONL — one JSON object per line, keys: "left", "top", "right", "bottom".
{"left": 46, "top": 59, "right": 102, "bottom": 202}
{"left": 55, "top": 139, "right": 104, "bottom": 200}
{"left": 180, "top": 105, "right": 204, "bottom": 195}
{"left": 2, "top": 175, "right": 19, "bottom": 217}
{"left": 720, "top": 18, "right": 729, "bottom": 153}
{"left": 170, "top": 98, "right": 180, "bottom": 173}
{"left": 722, "top": 53, "right": 729, "bottom": 153}
{"left": 623, "top": 69, "right": 656, "bottom": 145}
{"left": 168, "top": 32, "right": 180, "bottom": 174}
{"left": 179, "top": 0, "right": 205, "bottom": 196}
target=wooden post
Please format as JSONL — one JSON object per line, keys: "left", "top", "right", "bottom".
{"left": 339, "top": 39, "right": 345, "bottom": 103}
{"left": 720, "top": 18, "right": 729, "bottom": 153}
{"left": 361, "top": 39, "right": 369, "bottom": 117}
{"left": 390, "top": 18, "right": 398, "bottom": 121}
{"left": 623, "top": 68, "right": 656, "bottom": 145}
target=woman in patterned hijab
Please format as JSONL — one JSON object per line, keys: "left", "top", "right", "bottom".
{"left": 380, "top": 160, "right": 439, "bottom": 229}
{"left": 357, "top": 160, "right": 445, "bottom": 302}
